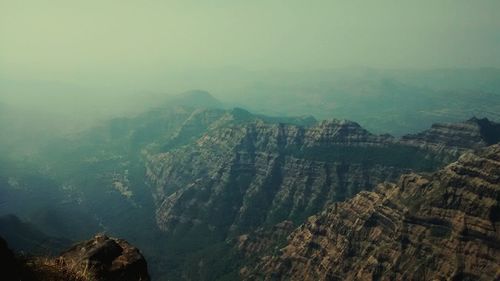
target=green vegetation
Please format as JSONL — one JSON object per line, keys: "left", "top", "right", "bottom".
{"left": 290, "top": 144, "right": 443, "bottom": 171}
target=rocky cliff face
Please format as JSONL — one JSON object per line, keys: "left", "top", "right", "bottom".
{"left": 246, "top": 144, "right": 500, "bottom": 281}
{"left": 401, "top": 117, "right": 500, "bottom": 160}
{"left": 146, "top": 114, "right": 499, "bottom": 243}
{"left": 235, "top": 221, "right": 295, "bottom": 260}
{"left": 0, "top": 234, "right": 150, "bottom": 281}
{"left": 146, "top": 118, "right": 412, "bottom": 240}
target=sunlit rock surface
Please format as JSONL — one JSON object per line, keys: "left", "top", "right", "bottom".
{"left": 245, "top": 145, "right": 500, "bottom": 281}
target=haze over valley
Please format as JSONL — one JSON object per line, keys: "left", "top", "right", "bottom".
{"left": 1, "top": 1, "right": 500, "bottom": 281}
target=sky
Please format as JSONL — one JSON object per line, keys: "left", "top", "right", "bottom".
{"left": 1, "top": 0, "right": 500, "bottom": 85}
{"left": 1, "top": 1, "right": 500, "bottom": 149}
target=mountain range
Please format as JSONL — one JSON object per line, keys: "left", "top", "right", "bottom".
{"left": 1, "top": 91, "right": 499, "bottom": 280}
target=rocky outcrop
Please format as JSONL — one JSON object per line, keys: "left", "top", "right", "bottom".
{"left": 0, "top": 234, "right": 150, "bottom": 281}
{"left": 303, "top": 119, "right": 393, "bottom": 147}
{"left": 60, "top": 234, "right": 150, "bottom": 281}
{"left": 246, "top": 144, "right": 500, "bottom": 281}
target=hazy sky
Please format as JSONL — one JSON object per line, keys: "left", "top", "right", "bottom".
{"left": 1, "top": 0, "right": 500, "bottom": 83}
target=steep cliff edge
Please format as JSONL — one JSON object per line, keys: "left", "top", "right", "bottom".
{"left": 146, "top": 118, "right": 410, "bottom": 239}
{"left": 146, "top": 116, "right": 499, "bottom": 242}
{"left": 143, "top": 111, "right": 499, "bottom": 279}
{"left": 0, "top": 234, "right": 150, "bottom": 281}
{"left": 246, "top": 144, "right": 500, "bottom": 281}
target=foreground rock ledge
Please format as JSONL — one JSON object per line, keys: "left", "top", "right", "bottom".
{"left": 60, "top": 234, "right": 150, "bottom": 281}
{"left": 1, "top": 234, "right": 150, "bottom": 281}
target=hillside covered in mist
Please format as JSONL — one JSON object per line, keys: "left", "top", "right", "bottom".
{"left": 2, "top": 1, "right": 500, "bottom": 280}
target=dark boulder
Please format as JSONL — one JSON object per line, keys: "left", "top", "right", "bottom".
{"left": 60, "top": 234, "right": 150, "bottom": 281}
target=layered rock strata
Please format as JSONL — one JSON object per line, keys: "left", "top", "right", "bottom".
{"left": 147, "top": 116, "right": 500, "bottom": 240}
{"left": 246, "top": 144, "right": 500, "bottom": 281}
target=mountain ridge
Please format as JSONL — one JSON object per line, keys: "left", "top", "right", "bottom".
{"left": 146, "top": 113, "right": 500, "bottom": 249}
{"left": 243, "top": 144, "right": 500, "bottom": 281}
{"left": 2, "top": 97, "right": 500, "bottom": 280}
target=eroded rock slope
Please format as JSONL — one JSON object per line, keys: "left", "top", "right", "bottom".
{"left": 147, "top": 115, "right": 500, "bottom": 242}
{"left": 246, "top": 144, "right": 500, "bottom": 281}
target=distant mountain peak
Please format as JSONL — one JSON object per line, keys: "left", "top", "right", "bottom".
{"left": 401, "top": 117, "right": 500, "bottom": 153}
{"left": 320, "top": 118, "right": 362, "bottom": 127}
{"left": 229, "top": 107, "right": 254, "bottom": 120}
{"left": 167, "top": 90, "right": 224, "bottom": 109}
{"left": 179, "top": 89, "right": 213, "bottom": 99}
